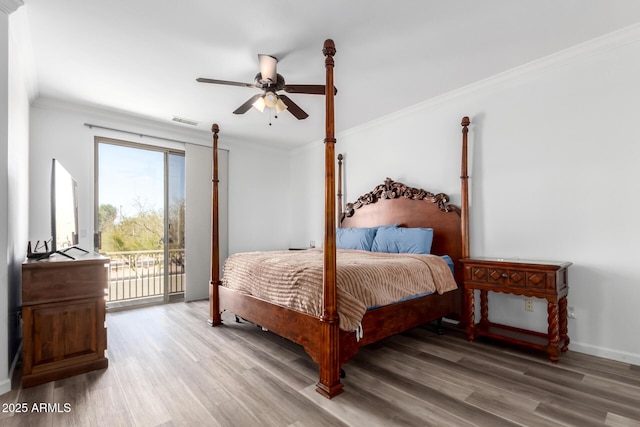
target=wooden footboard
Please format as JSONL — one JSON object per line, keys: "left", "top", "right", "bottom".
{"left": 218, "top": 286, "right": 324, "bottom": 364}
{"left": 220, "top": 284, "right": 457, "bottom": 369}
{"left": 339, "top": 290, "right": 458, "bottom": 365}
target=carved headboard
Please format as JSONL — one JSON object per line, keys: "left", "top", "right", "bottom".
{"left": 340, "top": 178, "right": 463, "bottom": 281}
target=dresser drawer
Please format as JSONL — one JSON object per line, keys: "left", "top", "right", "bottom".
{"left": 22, "top": 256, "right": 109, "bottom": 305}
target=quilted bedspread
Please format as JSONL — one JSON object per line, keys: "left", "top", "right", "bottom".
{"left": 221, "top": 249, "right": 457, "bottom": 332}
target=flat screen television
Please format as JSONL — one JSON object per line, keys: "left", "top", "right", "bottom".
{"left": 48, "top": 159, "right": 87, "bottom": 259}
{"left": 52, "top": 158, "right": 78, "bottom": 249}
{"left": 26, "top": 159, "right": 88, "bottom": 260}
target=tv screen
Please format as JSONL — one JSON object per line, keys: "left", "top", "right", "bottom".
{"left": 51, "top": 159, "right": 79, "bottom": 253}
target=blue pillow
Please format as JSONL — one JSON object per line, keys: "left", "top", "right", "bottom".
{"left": 336, "top": 227, "right": 377, "bottom": 251}
{"left": 371, "top": 227, "right": 434, "bottom": 254}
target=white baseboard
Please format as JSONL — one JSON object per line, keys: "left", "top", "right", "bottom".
{"left": 443, "top": 318, "right": 639, "bottom": 367}
{"left": 0, "top": 343, "right": 21, "bottom": 396}
{"left": 0, "top": 377, "right": 10, "bottom": 395}
{"left": 570, "top": 342, "right": 640, "bottom": 367}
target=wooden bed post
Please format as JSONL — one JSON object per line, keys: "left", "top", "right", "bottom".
{"left": 337, "top": 153, "right": 343, "bottom": 225}
{"left": 208, "top": 123, "right": 222, "bottom": 326}
{"left": 316, "top": 39, "right": 343, "bottom": 399}
{"left": 461, "top": 116, "right": 470, "bottom": 259}
{"left": 460, "top": 117, "right": 471, "bottom": 327}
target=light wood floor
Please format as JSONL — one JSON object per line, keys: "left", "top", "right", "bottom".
{"left": 2, "top": 300, "right": 639, "bottom": 427}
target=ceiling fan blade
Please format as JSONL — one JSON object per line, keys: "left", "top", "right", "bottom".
{"left": 197, "top": 77, "right": 256, "bottom": 88}
{"left": 258, "top": 54, "right": 278, "bottom": 83}
{"left": 283, "top": 84, "right": 338, "bottom": 95}
{"left": 233, "top": 94, "right": 263, "bottom": 114}
{"left": 278, "top": 95, "right": 309, "bottom": 120}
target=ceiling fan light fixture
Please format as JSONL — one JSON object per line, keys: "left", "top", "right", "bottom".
{"left": 275, "top": 98, "right": 288, "bottom": 114}
{"left": 263, "top": 92, "right": 278, "bottom": 108}
{"left": 252, "top": 96, "right": 266, "bottom": 112}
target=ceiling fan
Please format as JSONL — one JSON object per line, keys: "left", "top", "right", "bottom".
{"left": 197, "top": 54, "right": 337, "bottom": 120}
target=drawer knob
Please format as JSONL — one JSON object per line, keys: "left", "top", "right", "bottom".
{"left": 501, "top": 273, "right": 508, "bottom": 278}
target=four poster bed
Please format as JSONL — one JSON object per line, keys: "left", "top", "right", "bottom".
{"left": 208, "top": 39, "right": 471, "bottom": 399}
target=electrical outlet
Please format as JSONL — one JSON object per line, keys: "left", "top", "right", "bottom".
{"left": 567, "top": 306, "right": 576, "bottom": 319}
{"left": 525, "top": 298, "right": 534, "bottom": 312}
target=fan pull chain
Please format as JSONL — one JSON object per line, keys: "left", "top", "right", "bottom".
{"left": 268, "top": 108, "right": 279, "bottom": 126}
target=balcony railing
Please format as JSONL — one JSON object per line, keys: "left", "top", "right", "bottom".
{"left": 102, "top": 249, "right": 185, "bottom": 303}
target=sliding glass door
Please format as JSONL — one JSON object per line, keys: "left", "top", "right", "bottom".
{"left": 95, "top": 138, "right": 185, "bottom": 308}
{"left": 167, "top": 152, "right": 186, "bottom": 297}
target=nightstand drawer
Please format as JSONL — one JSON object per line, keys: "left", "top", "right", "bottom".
{"left": 468, "top": 266, "right": 548, "bottom": 289}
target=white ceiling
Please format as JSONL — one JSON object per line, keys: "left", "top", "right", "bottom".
{"left": 18, "top": 0, "right": 640, "bottom": 149}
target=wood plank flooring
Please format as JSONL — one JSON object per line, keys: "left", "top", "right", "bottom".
{"left": 1, "top": 300, "right": 639, "bottom": 426}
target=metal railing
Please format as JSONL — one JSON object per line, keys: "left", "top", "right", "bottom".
{"left": 102, "top": 249, "right": 185, "bottom": 303}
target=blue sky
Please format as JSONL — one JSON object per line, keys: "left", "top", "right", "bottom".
{"left": 98, "top": 143, "right": 184, "bottom": 220}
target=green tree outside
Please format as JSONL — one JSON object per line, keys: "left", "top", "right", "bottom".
{"left": 98, "top": 199, "right": 184, "bottom": 253}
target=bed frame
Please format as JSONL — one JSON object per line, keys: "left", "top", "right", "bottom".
{"left": 208, "top": 39, "right": 471, "bottom": 399}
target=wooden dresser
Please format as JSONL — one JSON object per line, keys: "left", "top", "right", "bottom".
{"left": 461, "top": 257, "right": 572, "bottom": 363}
{"left": 21, "top": 253, "right": 109, "bottom": 387}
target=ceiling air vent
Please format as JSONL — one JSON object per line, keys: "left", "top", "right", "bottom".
{"left": 172, "top": 116, "right": 199, "bottom": 126}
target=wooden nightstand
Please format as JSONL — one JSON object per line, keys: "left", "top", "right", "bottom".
{"left": 461, "top": 257, "right": 572, "bottom": 363}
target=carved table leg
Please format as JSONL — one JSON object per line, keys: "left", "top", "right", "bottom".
{"left": 479, "top": 290, "right": 489, "bottom": 329}
{"left": 465, "top": 288, "right": 475, "bottom": 341}
{"left": 559, "top": 296, "right": 570, "bottom": 352}
{"left": 547, "top": 300, "right": 561, "bottom": 363}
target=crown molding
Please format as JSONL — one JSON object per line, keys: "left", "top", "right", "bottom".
{"left": 0, "top": 0, "right": 23, "bottom": 14}
{"left": 331, "top": 22, "right": 640, "bottom": 143}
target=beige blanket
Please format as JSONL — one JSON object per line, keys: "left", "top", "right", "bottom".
{"left": 221, "top": 249, "right": 457, "bottom": 332}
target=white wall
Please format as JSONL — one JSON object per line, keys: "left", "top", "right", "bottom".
{"left": 1, "top": 2, "right": 29, "bottom": 395}
{"left": 226, "top": 141, "right": 292, "bottom": 254}
{"left": 291, "top": 25, "right": 640, "bottom": 365}
{"left": 184, "top": 144, "right": 229, "bottom": 302}
{"left": 7, "top": 2, "right": 29, "bottom": 378}
{"left": 0, "top": 10, "right": 10, "bottom": 396}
